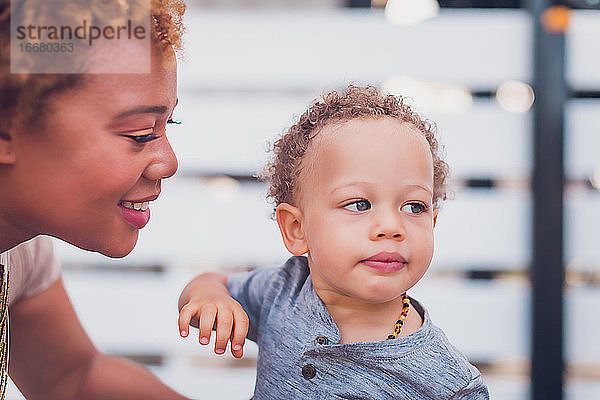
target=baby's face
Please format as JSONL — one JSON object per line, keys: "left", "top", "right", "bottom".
{"left": 298, "top": 117, "right": 437, "bottom": 304}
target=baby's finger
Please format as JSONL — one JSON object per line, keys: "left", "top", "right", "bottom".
{"left": 230, "top": 308, "right": 249, "bottom": 358}
{"left": 214, "top": 309, "right": 234, "bottom": 355}
{"left": 178, "top": 304, "right": 195, "bottom": 337}
{"left": 198, "top": 303, "right": 217, "bottom": 346}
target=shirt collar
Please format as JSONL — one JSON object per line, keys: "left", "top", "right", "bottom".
{"left": 295, "top": 266, "right": 434, "bottom": 358}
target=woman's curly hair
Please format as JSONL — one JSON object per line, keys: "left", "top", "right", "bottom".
{"left": 264, "top": 85, "right": 450, "bottom": 209}
{"left": 0, "top": 0, "right": 185, "bottom": 136}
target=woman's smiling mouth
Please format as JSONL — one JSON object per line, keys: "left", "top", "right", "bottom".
{"left": 120, "top": 201, "right": 149, "bottom": 211}
{"left": 119, "top": 200, "right": 153, "bottom": 229}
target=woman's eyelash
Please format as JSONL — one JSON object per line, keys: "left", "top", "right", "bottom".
{"left": 120, "top": 119, "right": 178, "bottom": 144}
{"left": 126, "top": 132, "right": 159, "bottom": 144}
{"left": 121, "top": 128, "right": 159, "bottom": 144}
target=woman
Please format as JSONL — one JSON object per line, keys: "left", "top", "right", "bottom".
{"left": 0, "top": 0, "right": 190, "bottom": 398}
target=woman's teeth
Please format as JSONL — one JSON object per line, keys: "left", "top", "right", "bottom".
{"left": 120, "top": 201, "right": 149, "bottom": 211}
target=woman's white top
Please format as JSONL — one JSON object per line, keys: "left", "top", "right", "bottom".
{"left": 6, "top": 236, "right": 62, "bottom": 306}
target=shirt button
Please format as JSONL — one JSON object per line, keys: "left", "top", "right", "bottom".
{"left": 302, "top": 364, "right": 317, "bottom": 380}
{"left": 315, "top": 336, "right": 329, "bottom": 346}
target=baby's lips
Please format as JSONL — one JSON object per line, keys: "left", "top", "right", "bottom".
{"left": 363, "top": 251, "right": 407, "bottom": 263}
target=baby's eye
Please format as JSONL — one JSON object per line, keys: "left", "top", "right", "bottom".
{"left": 123, "top": 128, "right": 159, "bottom": 144}
{"left": 343, "top": 200, "right": 371, "bottom": 212}
{"left": 400, "top": 202, "right": 427, "bottom": 214}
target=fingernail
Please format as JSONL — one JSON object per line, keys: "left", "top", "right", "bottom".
{"left": 200, "top": 337, "right": 209, "bottom": 345}
{"left": 215, "top": 348, "right": 225, "bottom": 354}
{"left": 180, "top": 330, "right": 187, "bottom": 337}
{"left": 233, "top": 344, "right": 242, "bottom": 351}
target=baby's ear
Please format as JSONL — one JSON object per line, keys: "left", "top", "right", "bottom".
{"left": 0, "top": 131, "right": 16, "bottom": 165}
{"left": 275, "top": 203, "right": 308, "bottom": 256}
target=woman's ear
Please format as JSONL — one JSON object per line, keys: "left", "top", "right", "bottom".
{"left": 0, "top": 131, "right": 16, "bottom": 165}
{"left": 275, "top": 203, "right": 308, "bottom": 256}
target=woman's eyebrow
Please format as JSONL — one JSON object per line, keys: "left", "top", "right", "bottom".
{"left": 114, "top": 105, "right": 169, "bottom": 119}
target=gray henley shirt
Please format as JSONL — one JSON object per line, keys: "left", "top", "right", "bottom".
{"left": 227, "top": 256, "right": 490, "bottom": 399}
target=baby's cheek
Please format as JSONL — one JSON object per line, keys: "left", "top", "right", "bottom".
{"left": 309, "top": 244, "right": 338, "bottom": 272}
{"left": 423, "top": 238, "right": 436, "bottom": 266}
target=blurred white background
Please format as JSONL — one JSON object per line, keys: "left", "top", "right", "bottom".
{"left": 8, "top": 2, "right": 600, "bottom": 399}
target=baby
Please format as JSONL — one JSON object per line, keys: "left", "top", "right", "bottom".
{"left": 178, "top": 86, "right": 489, "bottom": 399}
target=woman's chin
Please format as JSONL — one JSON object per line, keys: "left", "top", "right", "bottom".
{"left": 65, "top": 232, "right": 139, "bottom": 259}
{"left": 100, "top": 245, "right": 136, "bottom": 259}
{"left": 101, "top": 237, "right": 139, "bottom": 258}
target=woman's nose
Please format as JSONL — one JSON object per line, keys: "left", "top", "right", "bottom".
{"left": 143, "top": 136, "right": 179, "bottom": 181}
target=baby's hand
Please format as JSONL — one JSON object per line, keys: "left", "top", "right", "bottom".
{"left": 178, "top": 274, "right": 249, "bottom": 358}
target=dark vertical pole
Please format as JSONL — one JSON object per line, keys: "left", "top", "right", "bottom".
{"left": 529, "top": 2, "right": 566, "bottom": 400}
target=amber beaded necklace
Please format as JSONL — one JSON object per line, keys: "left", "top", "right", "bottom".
{"left": 386, "top": 293, "right": 410, "bottom": 340}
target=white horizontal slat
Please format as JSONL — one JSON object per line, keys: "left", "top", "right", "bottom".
{"left": 171, "top": 95, "right": 532, "bottom": 177}
{"left": 170, "top": 92, "right": 310, "bottom": 173}
{"left": 566, "top": 286, "right": 600, "bottom": 364}
{"left": 62, "top": 271, "right": 181, "bottom": 353}
{"left": 432, "top": 103, "right": 531, "bottom": 179}
{"left": 156, "top": 366, "right": 256, "bottom": 400}
{"left": 179, "top": 9, "right": 531, "bottom": 90}
{"left": 411, "top": 278, "right": 529, "bottom": 361}
{"left": 433, "top": 189, "right": 530, "bottom": 269}
{"left": 129, "top": 180, "right": 290, "bottom": 267}
{"left": 565, "top": 191, "right": 600, "bottom": 269}
{"left": 567, "top": 10, "right": 600, "bottom": 89}
{"left": 565, "top": 100, "right": 600, "bottom": 178}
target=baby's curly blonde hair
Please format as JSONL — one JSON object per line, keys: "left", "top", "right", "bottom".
{"left": 0, "top": 0, "right": 185, "bottom": 136}
{"left": 264, "top": 85, "right": 450, "bottom": 209}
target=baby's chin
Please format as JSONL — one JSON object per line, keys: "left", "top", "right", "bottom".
{"left": 354, "top": 289, "right": 408, "bottom": 304}
{"left": 351, "top": 279, "right": 412, "bottom": 303}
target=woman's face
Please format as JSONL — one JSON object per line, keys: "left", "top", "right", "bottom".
{"left": 3, "top": 46, "right": 178, "bottom": 257}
